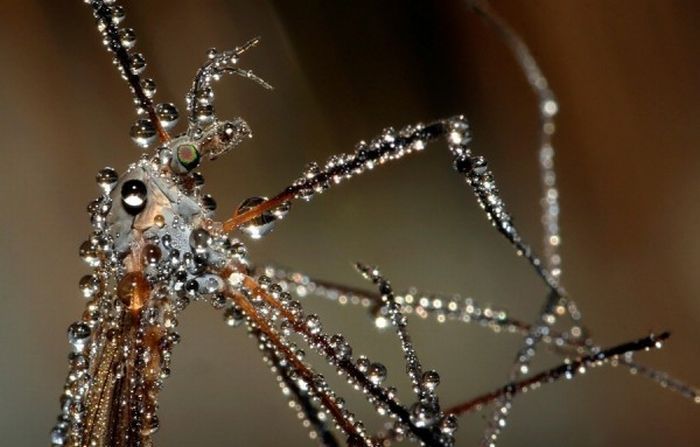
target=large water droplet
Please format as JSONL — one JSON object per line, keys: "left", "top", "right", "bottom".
{"left": 121, "top": 179, "right": 148, "bottom": 215}
{"left": 237, "top": 196, "right": 277, "bottom": 239}
{"left": 130, "top": 119, "right": 156, "bottom": 148}
{"left": 142, "top": 244, "right": 161, "bottom": 265}
{"left": 156, "top": 103, "right": 179, "bottom": 129}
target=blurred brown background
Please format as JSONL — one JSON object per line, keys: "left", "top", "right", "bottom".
{"left": 1, "top": 0, "right": 699, "bottom": 445}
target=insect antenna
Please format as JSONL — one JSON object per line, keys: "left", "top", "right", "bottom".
{"left": 186, "top": 38, "right": 273, "bottom": 128}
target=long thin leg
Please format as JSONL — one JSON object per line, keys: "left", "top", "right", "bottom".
{"left": 88, "top": 0, "right": 170, "bottom": 143}
{"left": 255, "top": 327, "right": 340, "bottom": 446}
{"left": 468, "top": 0, "right": 562, "bottom": 278}
{"left": 445, "top": 331, "right": 670, "bottom": 416}
{"left": 221, "top": 268, "right": 457, "bottom": 446}
{"left": 258, "top": 265, "right": 584, "bottom": 349}
{"left": 457, "top": 1, "right": 588, "bottom": 442}
{"left": 221, "top": 116, "right": 563, "bottom": 301}
{"left": 355, "top": 263, "right": 441, "bottom": 404}
{"left": 364, "top": 332, "right": 670, "bottom": 445}
{"left": 261, "top": 264, "right": 700, "bottom": 405}
{"left": 222, "top": 287, "right": 375, "bottom": 445}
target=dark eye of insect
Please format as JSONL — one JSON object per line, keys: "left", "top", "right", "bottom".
{"left": 176, "top": 144, "right": 201, "bottom": 171}
{"left": 121, "top": 179, "right": 148, "bottom": 215}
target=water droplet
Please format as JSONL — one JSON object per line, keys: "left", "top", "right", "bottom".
{"left": 141, "top": 78, "right": 156, "bottom": 98}
{"left": 189, "top": 228, "right": 212, "bottom": 253}
{"left": 224, "top": 305, "right": 245, "bottom": 327}
{"left": 330, "top": 334, "right": 352, "bottom": 360}
{"left": 202, "top": 194, "right": 217, "bottom": 211}
{"left": 50, "top": 424, "right": 67, "bottom": 446}
{"left": 67, "top": 322, "right": 91, "bottom": 352}
{"left": 227, "top": 271, "right": 244, "bottom": 288}
{"left": 201, "top": 275, "right": 224, "bottom": 294}
{"left": 142, "top": 244, "right": 161, "bottom": 265}
{"left": 157, "top": 146, "right": 172, "bottom": 167}
{"left": 130, "top": 119, "right": 156, "bottom": 148}
{"left": 367, "top": 362, "right": 387, "bottom": 385}
{"left": 79, "top": 274, "right": 101, "bottom": 298}
{"left": 156, "top": 103, "right": 179, "bottom": 129}
{"left": 130, "top": 53, "right": 146, "bottom": 75}
{"left": 141, "top": 415, "right": 160, "bottom": 435}
{"left": 79, "top": 240, "right": 100, "bottom": 267}
{"left": 356, "top": 356, "right": 370, "bottom": 373}
{"left": 304, "top": 314, "right": 322, "bottom": 335}
{"left": 272, "top": 201, "right": 291, "bottom": 220}
{"left": 420, "top": 370, "right": 440, "bottom": 392}
{"left": 119, "top": 28, "right": 136, "bottom": 49}
{"left": 184, "top": 279, "right": 199, "bottom": 296}
{"left": 237, "top": 196, "right": 278, "bottom": 239}
{"left": 440, "top": 414, "right": 458, "bottom": 434}
{"left": 121, "top": 179, "right": 147, "bottom": 215}
{"left": 95, "top": 167, "right": 118, "bottom": 193}
{"left": 410, "top": 402, "right": 438, "bottom": 428}
{"left": 111, "top": 5, "right": 125, "bottom": 24}
{"left": 117, "top": 271, "right": 151, "bottom": 311}
{"left": 154, "top": 214, "right": 166, "bottom": 228}
{"left": 193, "top": 104, "right": 214, "bottom": 124}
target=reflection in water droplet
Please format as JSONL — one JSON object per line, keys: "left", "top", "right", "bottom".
{"left": 237, "top": 196, "right": 278, "bottom": 239}
{"left": 130, "top": 119, "right": 156, "bottom": 148}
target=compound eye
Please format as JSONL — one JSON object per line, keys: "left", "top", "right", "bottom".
{"left": 121, "top": 179, "right": 148, "bottom": 215}
{"left": 176, "top": 144, "right": 201, "bottom": 171}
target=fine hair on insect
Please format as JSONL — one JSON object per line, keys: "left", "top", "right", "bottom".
{"left": 50, "top": 1, "right": 699, "bottom": 446}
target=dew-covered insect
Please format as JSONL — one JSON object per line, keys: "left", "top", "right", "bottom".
{"left": 51, "top": 1, "right": 698, "bottom": 446}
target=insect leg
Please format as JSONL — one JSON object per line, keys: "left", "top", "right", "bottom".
{"left": 222, "top": 117, "right": 563, "bottom": 302}
{"left": 463, "top": 1, "right": 578, "bottom": 441}
{"left": 87, "top": 0, "right": 170, "bottom": 143}
{"left": 369, "top": 332, "right": 671, "bottom": 445}
{"left": 259, "top": 264, "right": 700, "bottom": 405}
{"left": 221, "top": 269, "right": 455, "bottom": 446}
{"left": 222, "top": 287, "right": 373, "bottom": 445}
{"left": 257, "top": 264, "right": 581, "bottom": 349}
{"left": 255, "top": 326, "right": 340, "bottom": 447}
{"left": 447, "top": 332, "right": 671, "bottom": 415}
